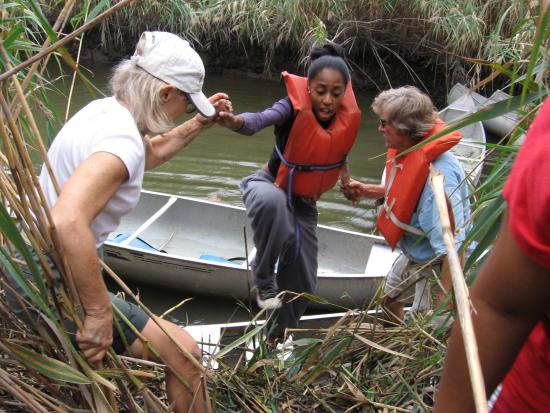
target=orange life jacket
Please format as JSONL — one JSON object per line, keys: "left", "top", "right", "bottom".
{"left": 376, "top": 118, "right": 462, "bottom": 249}
{"left": 274, "top": 72, "right": 361, "bottom": 200}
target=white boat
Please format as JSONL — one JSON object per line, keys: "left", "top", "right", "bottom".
{"left": 185, "top": 309, "right": 398, "bottom": 368}
{"left": 448, "top": 83, "right": 523, "bottom": 144}
{"left": 185, "top": 311, "right": 358, "bottom": 365}
{"left": 438, "top": 94, "right": 487, "bottom": 186}
{"left": 104, "top": 190, "right": 399, "bottom": 309}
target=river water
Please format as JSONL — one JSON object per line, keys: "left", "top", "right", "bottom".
{"left": 44, "top": 63, "right": 388, "bottom": 325}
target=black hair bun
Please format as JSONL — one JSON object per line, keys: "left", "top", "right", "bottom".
{"left": 309, "top": 43, "right": 346, "bottom": 62}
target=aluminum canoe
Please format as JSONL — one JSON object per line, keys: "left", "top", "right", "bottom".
{"left": 438, "top": 94, "right": 487, "bottom": 186}
{"left": 104, "top": 190, "right": 399, "bottom": 309}
{"left": 448, "top": 82, "right": 523, "bottom": 144}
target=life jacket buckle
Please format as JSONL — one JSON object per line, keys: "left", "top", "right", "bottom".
{"left": 295, "top": 164, "right": 313, "bottom": 172}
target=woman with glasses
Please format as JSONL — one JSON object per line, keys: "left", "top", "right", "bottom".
{"left": 342, "top": 86, "right": 471, "bottom": 323}
{"left": 217, "top": 43, "right": 360, "bottom": 343}
{"left": 30, "top": 31, "right": 230, "bottom": 412}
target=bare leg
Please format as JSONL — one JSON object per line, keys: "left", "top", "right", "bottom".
{"left": 130, "top": 318, "right": 209, "bottom": 413}
{"left": 382, "top": 295, "right": 405, "bottom": 323}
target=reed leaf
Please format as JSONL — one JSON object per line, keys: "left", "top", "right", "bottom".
{"left": 3, "top": 24, "right": 25, "bottom": 48}
{"left": 3, "top": 341, "right": 92, "bottom": 384}
{"left": 212, "top": 324, "right": 264, "bottom": 360}
{"left": 0, "top": 203, "right": 47, "bottom": 302}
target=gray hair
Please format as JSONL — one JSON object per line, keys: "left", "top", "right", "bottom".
{"left": 371, "top": 86, "right": 437, "bottom": 141}
{"left": 110, "top": 37, "right": 175, "bottom": 135}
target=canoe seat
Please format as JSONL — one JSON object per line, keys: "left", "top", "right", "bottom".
{"left": 199, "top": 254, "right": 245, "bottom": 267}
{"left": 108, "top": 233, "right": 166, "bottom": 253}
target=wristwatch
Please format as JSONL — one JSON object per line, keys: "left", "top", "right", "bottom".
{"left": 374, "top": 197, "right": 385, "bottom": 207}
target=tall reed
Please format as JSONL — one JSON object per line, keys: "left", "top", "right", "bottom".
{"left": 79, "top": 0, "right": 532, "bottom": 85}
{"left": 0, "top": 1, "right": 189, "bottom": 411}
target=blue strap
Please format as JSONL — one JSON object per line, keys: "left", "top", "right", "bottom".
{"left": 274, "top": 145, "right": 347, "bottom": 209}
{"left": 274, "top": 145, "right": 345, "bottom": 266}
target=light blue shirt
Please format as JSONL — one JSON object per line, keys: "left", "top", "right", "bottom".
{"left": 398, "top": 151, "right": 471, "bottom": 263}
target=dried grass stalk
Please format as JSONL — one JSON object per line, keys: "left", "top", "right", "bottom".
{"left": 430, "top": 166, "right": 488, "bottom": 413}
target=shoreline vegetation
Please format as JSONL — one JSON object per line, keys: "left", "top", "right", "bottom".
{"left": 46, "top": 0, "right": 534, "bottom": 105}
{"left": 1, "top": 0, "right": 549, "bottom": 411}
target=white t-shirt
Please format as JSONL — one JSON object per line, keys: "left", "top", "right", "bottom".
{"left": 39, "top": 97, "right": 145, "bottom": 246}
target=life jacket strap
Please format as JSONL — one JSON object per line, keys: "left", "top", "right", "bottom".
{"left": 382, "top": 158, "right": 425, "bottom": 237}
{"left": 275, "top": 144, "right": 347, "bottom": 209}
{"left": 382, "top": 198, "right": 425, "bottom": 237}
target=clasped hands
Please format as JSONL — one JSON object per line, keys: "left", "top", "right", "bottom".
{"left": 339, "top": 178, "right": 385, "bottom": 205}
{"left": 194, "top": 93, "right": 235, "bottom": 127}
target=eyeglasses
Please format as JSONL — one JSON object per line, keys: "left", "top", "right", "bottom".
{"left": 184, "top": 93, "right": 196, "bottom": 114}
{"left": 378, "top": 118, "right": 388, "bottom": 128}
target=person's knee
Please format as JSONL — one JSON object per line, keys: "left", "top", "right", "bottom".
{"left": 131, "top": 319, "right": 202, "bottom": 368}
{"left": 381, "top": 294, "right": 394, "bottom": 307}
{"left": 381, "top": 295, "right": 405, "bottom": 322}
{"left": 160, "top": 321, "right": 202, "bottom": 364}
{"left": 255, "top": 188, "right": 286, "bottom": 213}
{"left": 382, "top": 294, "right": 403, "bottom": 311}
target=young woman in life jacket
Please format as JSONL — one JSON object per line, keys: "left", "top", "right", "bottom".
{"left": 217, "top": 43, "right": 361, "bottom": 341}
{"left": 341, "top": 86, "right": 471, "bottom": 323}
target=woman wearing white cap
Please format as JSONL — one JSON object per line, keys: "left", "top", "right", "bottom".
{"left": 32, "top": 31, "right": 226, "bottom": 412}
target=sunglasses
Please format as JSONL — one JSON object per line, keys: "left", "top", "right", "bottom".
{"left": 378, "top": 118, "right": 388, "bottom": 127}
{"left": 184, "top": 93, "right": 196, "bottom": 114}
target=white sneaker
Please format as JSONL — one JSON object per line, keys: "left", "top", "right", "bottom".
{"left": 256, "top": 283, "right": 282, "bottom": 309}
{"left": 275, "top": 335, "right": 294, "bottom": 361}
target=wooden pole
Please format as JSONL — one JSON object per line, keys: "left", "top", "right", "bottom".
{"left": 430, "top": 166, "right": 488, "bottom": 413}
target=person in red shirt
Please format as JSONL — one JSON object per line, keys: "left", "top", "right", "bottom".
{"left": 433, "top": 95, "right": 550, "bottom": 412}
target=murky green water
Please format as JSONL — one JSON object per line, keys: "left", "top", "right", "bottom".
{"left": 44, "top": 63, "right": 388, "bottom": 323}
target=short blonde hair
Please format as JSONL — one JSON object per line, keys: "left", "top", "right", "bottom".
{"left": 371, "top": 86, "right": 437, "bottom": 141}
{"left": 110, "top": 36, "right": 175, "bottom": 135}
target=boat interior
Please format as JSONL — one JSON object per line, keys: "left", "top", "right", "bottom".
{"left": 106, "top": 191, "right": 393, "bottom": 276}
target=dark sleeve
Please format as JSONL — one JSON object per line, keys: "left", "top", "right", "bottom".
{"left": 237, "top": 97, "right": 292, "bottom": 136}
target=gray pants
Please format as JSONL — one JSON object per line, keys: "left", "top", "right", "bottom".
{"left": 240, "top": 170, "right": 318, "bottom": 338}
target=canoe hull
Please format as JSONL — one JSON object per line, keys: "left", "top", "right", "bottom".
{"left": 438, "top": 94, "right": 487, "bottom": 186}
{"left": 104, "top": 191, "right": 398, "bottom": 309}
{"left": 448, "top": 83, "right": 522, "bottom": 142}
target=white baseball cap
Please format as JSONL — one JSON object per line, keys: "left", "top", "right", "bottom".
{"left": 133, "top": 31, "right": 215, "bottom": 118}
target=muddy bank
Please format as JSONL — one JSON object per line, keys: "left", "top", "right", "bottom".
{"left": 47, "top": 0, "right": 525, "bottom": 109}
{"left": 79, "top": 37, "right": 469, "bottom": 108}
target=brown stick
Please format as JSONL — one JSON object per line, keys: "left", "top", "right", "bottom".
{"left": 65, "top": 0, "right": 91, "bottom": 122}
{"left": 429, "top": 166, "right": 488, "bottom": 413}
{"left": 0, "top": 44, "right": 61, "bottom": 195}
{"left": 9, "top": 0, "right": 76, "bottom": 116}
